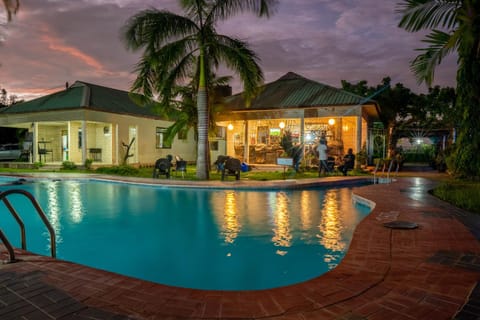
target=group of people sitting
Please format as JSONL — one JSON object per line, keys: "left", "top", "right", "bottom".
{"left": 317, "top": 139, "right": 355, "bottom": 176}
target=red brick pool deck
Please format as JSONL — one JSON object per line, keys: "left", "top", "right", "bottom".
{"left": 1, "top": 171, "right": 479, "bottom": 319}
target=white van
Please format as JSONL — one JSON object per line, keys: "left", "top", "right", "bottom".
{"left": 0, "top": 144, "right": 21, "bottom": 161}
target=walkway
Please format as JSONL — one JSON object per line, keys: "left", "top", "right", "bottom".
{"left": 1, "top": 170, "right": 479, "bottom": 319}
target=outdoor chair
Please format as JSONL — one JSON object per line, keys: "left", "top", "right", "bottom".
{"left": 214, "top": 155, "right": 230, "bottom": 173}
{"left": 152, "top": 155, "right": 172, "bottom": 179}
{"left": 174, "top": 156, "right": 187, "bottom": 178}
{"left": 221, "top": 157, "right": 242, "bottom": 181}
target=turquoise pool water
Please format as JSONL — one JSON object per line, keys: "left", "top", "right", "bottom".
{"left": 0, "top": 176, "right": 371, "bottom": 290}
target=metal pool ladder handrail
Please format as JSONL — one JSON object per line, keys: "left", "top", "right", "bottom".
{"left": 373, "top": 159, "right": 399, "bottom": 184}
{"left": 0, "top": 189, "right": 56, "bottom": 263}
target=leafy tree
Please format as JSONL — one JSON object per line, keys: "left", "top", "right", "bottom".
{"left": 341, "top": 77, "right": 413, "bottom": 156}
{"left": 123, "top": 0, "right": 278, "bottom": 179}
{"left": 397, "top": 0, "right": 480, "bottom": 178}
{"left": 0, "top": 87, "right": 18, "bottom": 106}
{"left": 413, "top": 86, "right": 457, "bottom": 135}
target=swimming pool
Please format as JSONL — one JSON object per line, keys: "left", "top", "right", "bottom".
{"left": 0, "top": 176, "right": 371, "bottom": 290}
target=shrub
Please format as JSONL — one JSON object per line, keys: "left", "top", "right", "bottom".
{"left": 95, "top": 165, "right": 140, "bottom": 176}
{"left": 84, "top": 158, "right": 93, "bottom": 170}
{"left": 61, "top": 161, "right": 77, "bottom": 170}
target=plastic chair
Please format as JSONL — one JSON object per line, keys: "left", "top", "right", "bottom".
{"left": 152, "top": 155, "right": 172, "bottom": 179}
{"left": 175, "top": 159, "right": 187, "bottom": 178}
{"left": 221, "top": 157, "right": 241, "bottom": 181}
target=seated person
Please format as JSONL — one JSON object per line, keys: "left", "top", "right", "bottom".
{"left": 338, "top": 148, "right": 355, "bottom": 176}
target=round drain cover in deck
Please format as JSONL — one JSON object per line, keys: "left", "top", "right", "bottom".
{"left": 383, "top": 221, "right": 418, "bottom": 229}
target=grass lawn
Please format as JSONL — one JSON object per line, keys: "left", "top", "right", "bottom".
{"left": 431, "top": 180, "right": 480, "bottom": 214}
{"left": 96, "top": 165, "right": 368, "bottom": 181}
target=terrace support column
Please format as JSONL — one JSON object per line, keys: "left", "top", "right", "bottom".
{"left": 300, "top": 113, "right": 305, "bottom": 163}
{"left": 81, "top": 121, "right": 87, "bottom": 164}
{"left": 244, "top": 120, "right": 249, "bottom": 163}
{"left": 356, "top": 116, "right": 362, "bottom": 166}
{"left": 67, "top": 121, "right": 72, "bottom": 161}
{"left": 32, "top": 122, "right": 38, "bottom": 163}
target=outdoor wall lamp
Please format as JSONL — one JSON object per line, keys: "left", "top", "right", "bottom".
{"left": 103, "top": 126, "right": 110, "bottom": 136}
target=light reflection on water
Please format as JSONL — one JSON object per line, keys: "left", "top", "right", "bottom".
{"left": 221, "top": 191, "right": 240, "bottom": 244}
{"left": 0, "top": 178, "right": 371, "bottom": 290}
{"left": 271, "top": 192, "right": 292, "bottom": 252}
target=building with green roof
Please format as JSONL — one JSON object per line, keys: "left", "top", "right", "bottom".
{"left": 216, "top": 72, "right": 381, "bottom": 166}
{"left": 0, "top": 81, "right": 197, "bottom": 166}
{"left": 0, "top": 72, "right": 381, "bottom": 169}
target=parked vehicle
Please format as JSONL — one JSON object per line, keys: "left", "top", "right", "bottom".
{"left": 0, "top": 143, "right": 21, "bottom": 161}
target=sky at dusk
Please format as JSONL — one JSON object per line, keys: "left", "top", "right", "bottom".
{"left": 0, "top": 0, "right": 457, "bottom": 102}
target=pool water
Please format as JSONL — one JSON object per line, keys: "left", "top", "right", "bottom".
{"left": 0, "top": 177, "right": 371, "bottom": 290}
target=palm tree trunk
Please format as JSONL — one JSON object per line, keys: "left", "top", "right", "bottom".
{"left": 196, "top": 53, "right": 210, "bottom": 180}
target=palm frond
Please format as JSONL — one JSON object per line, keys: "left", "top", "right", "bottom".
{"left": 208, "top": 0, "right": 278, "bottom": 23}
{"left": 157, "top": 52, "right": 198, "bottom": 104}
{"left": 131, "top": 57, "right": 159, "bottom": 97}
{"left": 213, "top": 35, "right": 264, "bottom": 99}
{"left": 164, "top": 114, "right": 192, "bottom": 144}
{"left": 122, "top": 9, "right": 198, "bottom": 51}
{"left": 397, "top": 0, "right": 461, "bottom": 32}
{"left": 410, "top": 29, "right": 455, "bottom": 85}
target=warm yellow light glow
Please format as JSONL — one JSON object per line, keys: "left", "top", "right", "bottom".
{"left": 318, "top": 190, "right": 345, "bottom": 254}
{"left": 272, "top": 192, "right": 292, "bottom": 252}
{"left": 328, "top": 118, "right": 335, "bottom": 126}
{"left": 342, "top": 125, "right": 349, "bottom": 132}
{"left": 222, "top": 191, "right": 240, "bottom": 244}
{"left": 279, "top": 121, "right": 285, "bottom": 129}
{"left": 227, "top": 123, "right": 234, "bottom": 130}
{"left": 300, "top": 191, "right": 312, "bottom": 230}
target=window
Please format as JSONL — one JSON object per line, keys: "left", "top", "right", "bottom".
{"left": 78, "top": 128, "right": 82, "bottom": 149}
{"left": 156, "top": 127, "right": 171, "bottom": 149}
{"left": 215, "top": 126, "right": 226, "bottom": 139}
{"left": 178, "top": 129, "right": 188, "bottom": 140}
{"left": 210, "top": 141, "right": 219, "bottom": 151}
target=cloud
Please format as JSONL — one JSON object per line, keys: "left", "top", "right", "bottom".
{"left": 0, "top": 0, "right": 457, "bottom": 101}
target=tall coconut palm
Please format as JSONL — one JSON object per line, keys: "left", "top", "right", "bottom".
{"left": 397, "top": 0, "right": 480, "bottom": 178}
{"left": 123, "top": 0, "right": 278, "bottom": 179}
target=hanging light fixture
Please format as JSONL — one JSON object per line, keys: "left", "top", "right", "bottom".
{"left": 328, "top": 118, "right": 335, "bottom": 126}
{"left": 103, "top": 126, "right": 110, "bottom": 136}
{"left": 279, "top": 121, "right": 285, "bottom": 129}
{"left": 227, "top": 123, "right": 234, "bottom": 130}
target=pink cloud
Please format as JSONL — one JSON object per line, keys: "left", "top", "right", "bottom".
{"left": 39, "top": 32, "right": 111, "bottom": 76}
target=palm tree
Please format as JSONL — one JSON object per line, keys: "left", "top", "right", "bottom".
{"left": 123, "top": 0, "right": 278, "bottom": 179}
{"left": 397, "top": 0, "right": 480, "bottom": 178}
